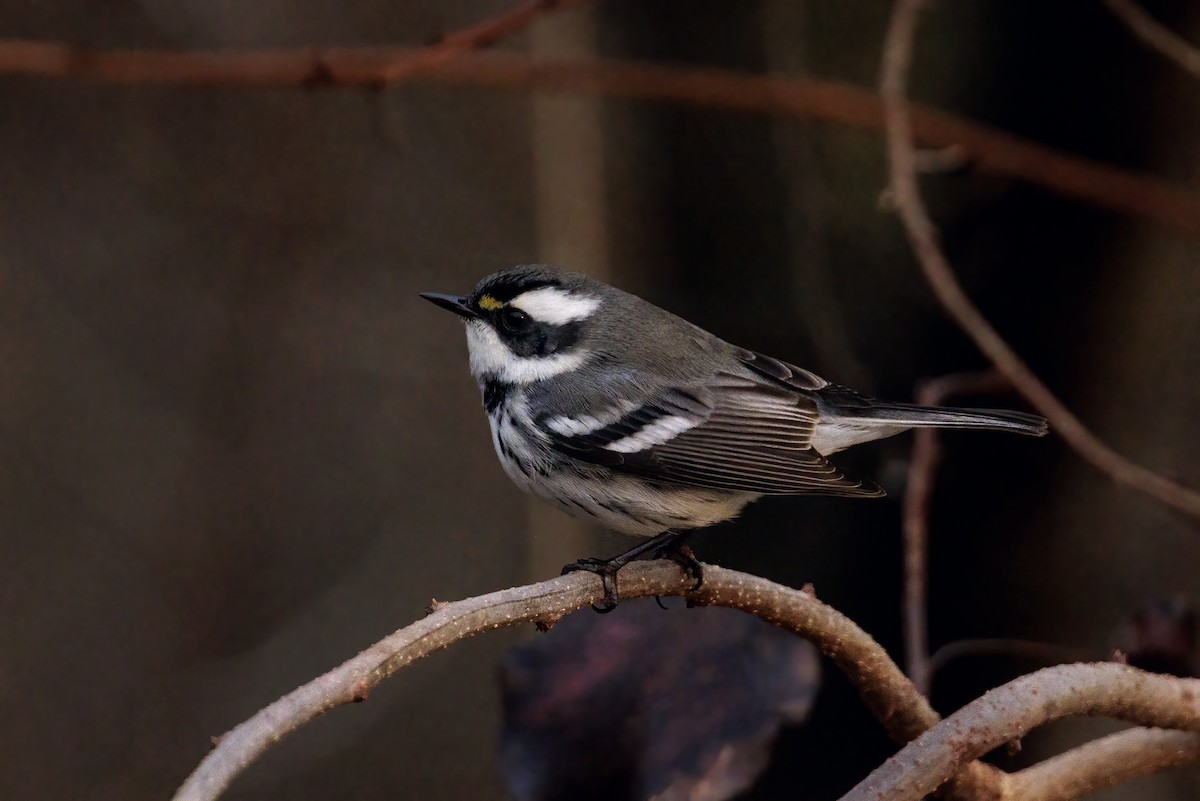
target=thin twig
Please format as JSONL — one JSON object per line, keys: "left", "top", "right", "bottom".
{"left": 927, "top": 637, "right": 1089, "bottom": 679}
{"left": 840, "top": 663, "right": 1200, "bottom": 801}
{"left": 379, "top": 0, "right": 590, "bottom": 81}
{"left": 902, "top": 370, "right": 1009, "bottom": 694}
{"left": 880, "top": 0, "right": 1200, "bottom": 519}
{"left": 1102, "top": 0, "right": 1200, "bottom": 80}
{"left": 1, "top": 43, "right": 1200, "bottom": 237}
{"left": 1008, "top": 726, "right": 1200, "bottom": 801}
{"left": 171, "top": 561, "right": 997, "bottom": 801}
{"left": 902, "top": 424, "right": 936, "bottom": 694}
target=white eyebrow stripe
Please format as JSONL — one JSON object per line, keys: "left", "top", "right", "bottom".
{"left": 604, "top": 415, "right": 696, "bottom": 454}
{"left": 509, "top": 287, "right": 601, "bottom": 325}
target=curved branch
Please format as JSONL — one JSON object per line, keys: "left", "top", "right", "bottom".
{"left": 880, "top": 0, "right": 1200, "bottom": 519}
{"left": 840, "top": 662, "right": 1200, "bottom": 801}
{"left": 171, "top": 561, "right": 993, "bottom": 801}
{"left": 1, "top": 42, "right": 1200, "bottom": 237}
{"left": 1102, "top": 0, "right": 1200, "bottom": 80}
{"left": 170, "top": 561, "right": 1200, "bottom": 801}
{"left": 1008, "top": 726, "right": 1200, "bottom": 801}
{"left": 902, "top": 369, "right": 1009, "bottom": 693}
{"left": 927, "top": 637, "right": 1088, "bottom": 679}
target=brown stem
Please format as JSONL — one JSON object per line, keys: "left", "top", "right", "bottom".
{"left": 377, "top": 0, "right": 590, "bottom": 81}
{"left": 170, "top": 561, "right": 995, "bottom": 801}
{"left": 839, "top": 663, "right": 1200, "bottom": 801}
{"left": 169, "top": 561, "right": 1200, "bottom": 801}
{"left": 1008, "top": 726, "right": 1200, "bottom": 801}
{"left": 1102, "top": 0, "right": 1200, "bottom": 79}
{"left": 927, "top": 637, "right": 1089, "bottom": 679}
{"left": 1, "top": 41, "right": 1200, "bottom": 237}
{"left": 901, "top": 424, "right": 937, "bottom": 694}
{"left": 879, "top": 0, "right": 1200, "bottom": 519}
{"left": 901, "top": 370, "right": 1009, "bottom": 694}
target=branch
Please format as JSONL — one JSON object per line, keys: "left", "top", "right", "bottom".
{"left": 927, "top": 637, "right": 1088, "bottom": 678}
{"left": 880, "top": 0, "right": 1200, "bottom": 520}
{"left": 377, "top": 0, "right": 590, "bottom": 82}
{"left": 901, "top": 422, "right": 937, "bottom": 695}
{"left": 1, "top": 42, "right": 1200, "bottom": 237}
{"left": 171, "top": 561, "right": 994, "bottom": 801}
{"left": 1102, "top": 0, "right": 1200, "bottom": 80}
{"left": 902, "top": 370, "right": 1010, "bottom": 694}
{"left": 840, "top": 662, "right": 1200, "bottom": 801}
{"left": 901, "top": 373, "right": 1087, "bottom": 695}
{"left": 1007, "top": 726, "right": 1200, "bottom": 801}
{"left": 171, "top": 561, "right": 1200, "bottom": 801}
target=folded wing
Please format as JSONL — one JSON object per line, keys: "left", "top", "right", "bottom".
{"left": 539, "top": 373, "right": 883, "bottom": 497}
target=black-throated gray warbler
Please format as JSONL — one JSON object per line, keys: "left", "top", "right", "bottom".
{"left": 422, "top": 265, "right": 1046, "bottom": 607}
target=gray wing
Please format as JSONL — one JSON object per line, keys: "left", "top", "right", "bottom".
{"left": 538, "top": 372, "right": 883, "bottom": 497}
{"left": 732, "top": 347, "right": 831, "bottom": 392}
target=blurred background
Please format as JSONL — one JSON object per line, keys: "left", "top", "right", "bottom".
{"left": 1, "top": 1, "right": 1198, "bottom": 799}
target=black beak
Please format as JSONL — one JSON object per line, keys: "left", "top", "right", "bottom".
{"left": 420, "top": 292, "right": 476, "bottom": 320}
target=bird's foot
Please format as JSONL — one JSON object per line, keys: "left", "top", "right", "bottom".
{"left": 657, "top": 542, "right": 704, "bottom": 591}
{"left": 562, "top": 530, "right": 697, "bottom": 613}
{"left": 561, "top": 558, "right": 624, "bottom": 612}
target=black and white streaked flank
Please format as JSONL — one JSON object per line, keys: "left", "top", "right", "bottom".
{"left": 421, "top": 265, "right": 1047, "bottom": 539}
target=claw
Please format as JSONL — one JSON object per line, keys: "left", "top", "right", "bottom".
{"left": 560, "top": 530, "right": 697, "bottom": 613}
{"left": 663, "top": 543, "right": 704, "bottom": 591}
{"left": 562, "top": 558, "right": 622, "bottom": 611}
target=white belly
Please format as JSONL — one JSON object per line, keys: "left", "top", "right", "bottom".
{"left": 531, "top": 473, "right": 757, "bottom": 537}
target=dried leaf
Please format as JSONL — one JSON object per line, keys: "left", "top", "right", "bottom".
{"left": 499, "top": 599, "right": 819, "bottom": 801}
{"left": 1112, "top": 597, "right": 1197, "bottom": 677}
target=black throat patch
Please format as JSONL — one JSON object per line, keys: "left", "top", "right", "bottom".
{"left": 482, "top": 379, "right": 512, "bottom": 414}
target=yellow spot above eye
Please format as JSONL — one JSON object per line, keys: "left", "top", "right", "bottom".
{"left": 478, "top": 295, "right": 503, "bottom": 311}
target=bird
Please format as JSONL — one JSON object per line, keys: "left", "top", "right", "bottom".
{"left": 422, "top": 265, "right": 1047, "bottom": 608}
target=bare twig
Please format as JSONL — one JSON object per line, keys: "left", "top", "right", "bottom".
{"left": 172, "top": 561, "right": 999, "bottom": 801}
{"left": 900, "top": 371, "right": 1068, "bottom": 695}
{"left": 901, "top": 428, "right": 938, "bottom": 693}
{"left": 880, "top": 0, "right": 1200, "bottom": 519}
{"left": 170, "top": 560, "right": 1200, "bottom": 801}
{"left": 1, "top": 43, "right": 1200, "bottom": 237}
{"left": 1008, "top": 726, "right": 1200, "bottom": 801}
{"left": 378, "top": 0, "right": 589, "bottom": 82}
{"left": 902, "top": 370, "right": 1009, "bottom": 694}
{"left": 902, "top": 424, "right": 936, "bottom": 694}
{"left": 927, "top": 637, "right": 1088, "bottom": 678}
{"left": 1102, "top": 0, "right": 1200, "bottom": 80}
{"left": 840, "top": 662, "right": 1200, "bottom": 801}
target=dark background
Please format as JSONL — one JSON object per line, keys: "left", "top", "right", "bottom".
{"left": 1, "top": 1, "right": 1198, "bottom": 799}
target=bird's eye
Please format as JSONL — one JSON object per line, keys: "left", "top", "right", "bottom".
{"left": 499, "top": 307, "right": 533, "bottom": 334}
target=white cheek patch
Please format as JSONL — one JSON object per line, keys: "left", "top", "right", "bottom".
{"left": 509, "top": 287, "right": 601, "bottom": 325}
{"left": 466, "top": 320, "right": 590, "bottom": 384}
{"left": 604, "top": 415, "right": 696, "bottom": 454}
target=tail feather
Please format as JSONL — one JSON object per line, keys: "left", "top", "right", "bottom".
{"left": 808, "top": 387, "right": 1049, "bottom": 454}
{"left": 848, "top": 402, "right": 1048, "bottom": 437}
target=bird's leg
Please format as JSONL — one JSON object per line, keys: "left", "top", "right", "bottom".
{"left": 561, "top": 529, "right": 695, "bottom": 612}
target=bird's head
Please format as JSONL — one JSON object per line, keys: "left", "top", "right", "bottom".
{"left": 421, "top": 265, "right": 610, "bottom": 385}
